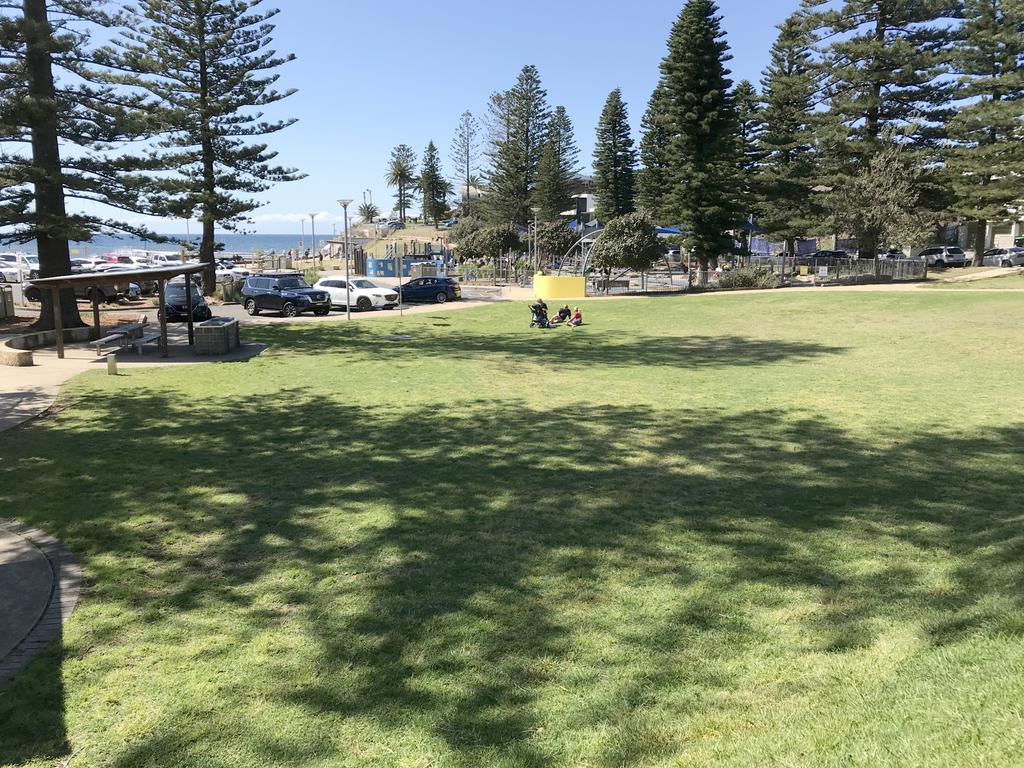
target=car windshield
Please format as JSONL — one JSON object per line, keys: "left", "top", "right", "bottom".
{"left": 167, "top": 284, "right": 197, "bottom": 297}
{"left": 277, "top": 277, "right": 310, "bottom": 289}
{"left": 25, "top": 256, "right": 39, "bottom": 265}
{"left": 353, "top": 280, "right": 377, "bottom": 289}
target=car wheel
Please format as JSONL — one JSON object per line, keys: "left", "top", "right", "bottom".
{"left": 1002, "top": 260, "right": 1012, "bottom": 268}
{"left": 313, "top": 308, "right": 329, "bottom": 316}
{"left": 244, "top": 298, "right": 260, "bottom": 316}
{"left": 282, "top": 302, "right": 298, "bottom": 317}
{"left": 435, "top": 292, "right": 448, "bottom": 304}
{"left": 357, "top": 296, "right": 372, "bottom": 311}
{"left": 29, "top": 270, "right": 38, "bottom": 280}
{"left": 934, "top": 260, "right": 945, "bottom": 268}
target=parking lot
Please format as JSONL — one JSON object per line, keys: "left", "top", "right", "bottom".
{"left": 6, "top": 281, "right": 512, "bottom": 325}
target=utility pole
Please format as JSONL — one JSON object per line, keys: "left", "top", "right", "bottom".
{"left": 338, "top": 199, "right": 352, "bottom": 321}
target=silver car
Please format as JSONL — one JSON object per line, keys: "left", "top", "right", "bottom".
{"left": 981, "top": 247, "right": 1024, "bottom": 268}
{"left": 913, "top": 246, "right": 968, "bottom": 268}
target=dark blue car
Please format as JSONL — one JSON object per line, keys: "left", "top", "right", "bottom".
{"left": 392, "top": 276, "right": 462, "bottom": 304}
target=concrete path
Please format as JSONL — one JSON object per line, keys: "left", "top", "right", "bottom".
{"left": 0, "top": 527, "right": 52, "bottom": 661}
{"left": 0, "top": 518, "right": 83, "bottom": 684}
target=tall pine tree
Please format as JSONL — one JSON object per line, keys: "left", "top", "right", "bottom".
{"left": 534, "top": 106, "right": 580, "bottom": 221}
{"left": 121, "top": 0, "right": 303, "bottom": 294}
{"left": 450, "top": 110, "right": 480, "bottom": 205}
{"left": 420, "top": 140, "right": 448, "bottom": 227}
{"left": 485, "top": 65, "right": 550, "bottom": 225}
{"left": 946, "top": 0, "right": 1024, "bottom": 263}
{"left": 593, "top": 88, "right": 637, "bottom": 223}
{"left": 757, "top": 12, "right": 820, "bottom": 254}
{"left": 660, "top": 0, "right": 742, "bottom": 270}
{"left": 637, "top": 82, "right": 673, "bottom": 219}
{"left": 0, "top": 0, "right": 161, "bottom": 329}
{"left": 809, "top": 0, "right": 958, "bottom": 255}
{"left": 733, "top": 79, "right": 765, "bottom": 252}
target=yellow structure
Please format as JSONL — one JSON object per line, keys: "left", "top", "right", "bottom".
{"left": 533, "top": 273, "right": 586, "bottom": 299}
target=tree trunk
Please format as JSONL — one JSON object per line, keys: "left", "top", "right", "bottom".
{"left": 974, "top": 219, "right": 987, "bottom": 266}
{"left": 24, "top": 0, "right": 83, "bottom": 331}
{"left": 197, "top": 20, "right": 216, "bottom": 295}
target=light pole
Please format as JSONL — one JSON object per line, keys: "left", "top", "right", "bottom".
{"left": 338, "top": 199, "right": 353, "bottom": 321}
{"left": 531, "top": 206, "right": 541, "bottom": 277}
{"left": 309, "top": 213, "right": 318, "bottom": 267}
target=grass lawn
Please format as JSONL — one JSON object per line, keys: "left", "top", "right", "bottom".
{"left": 2, "top": 291, "right": 1024, "bottom": 767}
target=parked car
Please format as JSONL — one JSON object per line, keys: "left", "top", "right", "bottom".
{"left": 794, "top": 250, "right": 848, "bottom": 267}
{"left": 392, "top": 276, "right": 462, "bottom": 304}
{"left": 981, "top": 247, "right": 1024, "bottom": 267}
{"left": 313, "top": 278, "right": 398, "bottom": 310}
{"left": 160, "top": 281, "right": 213, "bottom": 322}
{"left": 912, "top": 245, "right": 967, "bottom": 268}
{"left": 216, "top": 261, "right": 251, "bottom": 281}
{"left": 877, "top": 248, "right": 907, "bottom": 259}
{"left": 240, "top": 272, "right": 332, "bottom": 317}
{"left": 0, "top": 256, "right": 19, "bottom": 283}
{"left": 149, "top": 253, "right": 188, "bottom": 266}
{"left": 99, "top": 254, "right": 156, "bottom": 268}
{"left": 22, "top": 277, "right": 132, "bottom": 304}
{"left": 1, "top": 253, "right": 40, "bottom": 280}
{"left": 386, "top": 220, "right": 406, "bottom": 230}
{"left": 99, "top": 265, "right": 158, "bottom": 295}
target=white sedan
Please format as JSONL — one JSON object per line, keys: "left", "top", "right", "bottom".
{"left": 313, "top": 278, "right": 399, "bottom": 310}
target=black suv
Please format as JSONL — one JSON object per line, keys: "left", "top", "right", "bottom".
{"left": 241, "top": 273, "right": 331, "bottom": 317}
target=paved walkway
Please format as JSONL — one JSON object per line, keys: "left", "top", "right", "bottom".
{"left": 0, "top": 518, "right": 82, "bottom": 684}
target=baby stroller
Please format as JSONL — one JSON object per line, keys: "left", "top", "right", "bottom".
{"left": 529, "top": 302, "right": 549, "bottom": 328}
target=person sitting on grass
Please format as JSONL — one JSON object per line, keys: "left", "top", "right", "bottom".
{"left": 550, "top": 304, "right": 571, "bottom": 325}
{"left": 530, "top": 299, "right": 549, "bottom": 328}
{"left": 566, "top": 307, "right": 583, "bottom": 327}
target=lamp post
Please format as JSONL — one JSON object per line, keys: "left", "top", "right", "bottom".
{"left": 531, "top": 206, "right": 541, "bottom": 277}
{"left": 338, "top": 199, "right": 353, "bottom": 321}
{"left": 309, "top": 213, "right": 318, "bottom": 267}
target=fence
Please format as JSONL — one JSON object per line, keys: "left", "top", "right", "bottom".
{"left": 730, "top": 255, "right": 926, "bottom": 284}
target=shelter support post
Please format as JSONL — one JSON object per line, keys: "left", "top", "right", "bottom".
{"left": 51, "top": 288, "right": 64, "bottom": 359}
{"left": 184, "top": 277, "right": 195, "bottom": 346}
{"left": 157, "top": 279, "right": 168, "bottom": 357}
{"left": 91, "top": 290, "right": 101, "bottom": 341}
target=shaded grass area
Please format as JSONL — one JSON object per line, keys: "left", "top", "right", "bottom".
{"left": 2, "top": 292, "right": 1024, "bottom": 767}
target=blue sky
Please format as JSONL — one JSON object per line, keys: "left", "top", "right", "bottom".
{"left": 145, "top": 0, "right": 797, "bottom": 234}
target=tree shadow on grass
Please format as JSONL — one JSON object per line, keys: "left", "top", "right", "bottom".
{"left": 252, "top": 321, "right": 848, "bottom": 370}
{"left": 0, "top": 393, "right": 1021, "bottom": 766}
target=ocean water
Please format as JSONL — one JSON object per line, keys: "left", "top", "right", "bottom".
{"left": 13, "top": 233, "right": 348, "bottom": 257}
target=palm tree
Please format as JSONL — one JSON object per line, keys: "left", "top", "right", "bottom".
{"left": 386, "top": 144, "right": 418, "bottom": 222}
{"left": 357, "top": 202, "right": 380, "bottom": 223}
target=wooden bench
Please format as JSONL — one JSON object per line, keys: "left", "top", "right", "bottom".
{"left": 92, "top": 333, "right": 125, "bottom": 357}
{"left": 129, "top": 332, "right": 162, "bottom": 356}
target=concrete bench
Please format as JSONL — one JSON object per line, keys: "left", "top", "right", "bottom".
{"left": 92, "top": 333, "right": 125, "bottom": 357}
{"left": 130, "top": 332, "right": 162, "bottom": 356}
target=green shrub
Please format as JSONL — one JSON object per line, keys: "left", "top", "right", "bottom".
{"left": 716, "top": 266, "right": 781, "bottom": 290}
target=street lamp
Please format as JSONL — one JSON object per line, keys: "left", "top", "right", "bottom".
{"left": 337, "top": 199, "right": 353, "bottom": 321}
{"left": 309, "top": 213, "right": 318, "bottom": 267}
{"left": 531, "top": 206, "right": 541, "bottom": 276}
